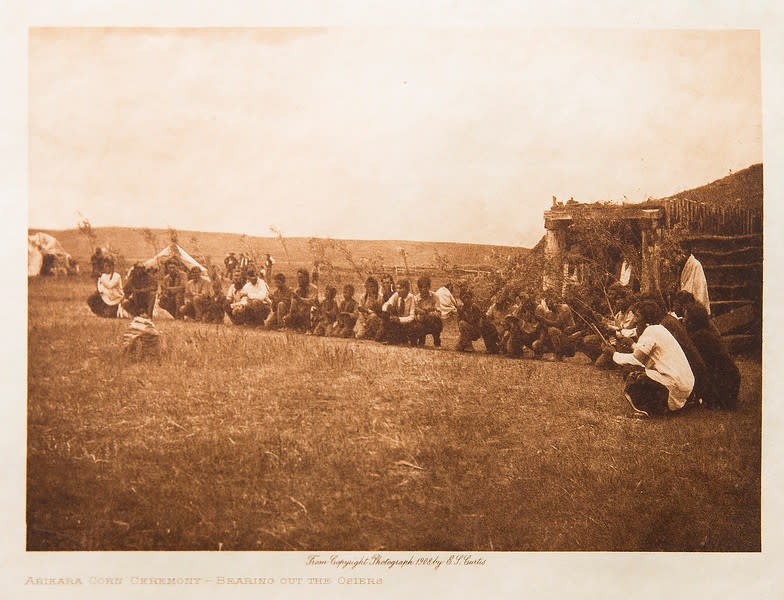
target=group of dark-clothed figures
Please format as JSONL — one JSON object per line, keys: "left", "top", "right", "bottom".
{"left": 87, "top": 255, "right": 455, "bottom": 344}
{"left": 88, "top": 256, "right": 225, "bottom": 323}
{"left": 88, "top": 249, "right": 741, "bottom": 417}
{"left": 447, "top": 243, "right": 741, "bottom": 417}
{"left": 465, "top": 281, "right": 740, "bottom": 417}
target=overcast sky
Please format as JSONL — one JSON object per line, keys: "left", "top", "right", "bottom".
{"left": 28, "top": 28, "right": 761, "bottom": 247}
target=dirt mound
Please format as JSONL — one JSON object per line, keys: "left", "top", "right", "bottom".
{"left": 652, "top": 163, "right": 762, "bottom": 210}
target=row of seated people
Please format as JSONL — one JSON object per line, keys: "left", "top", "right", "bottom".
{"left": 223, "top": 268, "right": 459, "bottom": 347}
{"left": 453, "top": 287, "right": 580, "bottom": 358}
{"left": 88, "top": 257, "right": 225, "bottom": 322}
{"left": 91, "top": 258, "right": 739, "bottom": 414}
{"left": 129, "top": 259, "right": 224, "bottom": 322}
{"left": 454, "top": 282, "right": 739, "bottom": 414}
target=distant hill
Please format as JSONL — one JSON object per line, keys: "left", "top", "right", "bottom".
{"left": 649, "top": 163, "right": 763, "bottom": 209}
{"left": 33, "top": 165, "right": 761, "bottom": 271}
{"left": 31, "top": 226, "right": 528, "bottom": 271}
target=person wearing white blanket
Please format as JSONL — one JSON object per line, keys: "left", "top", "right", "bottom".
{"left": 433, "top": 282, "right": 461, "bottom": 320}
{"left": 87, "top": 257, "right": 123, "bottom": 318}
{"left": 608, "top": 300, "right": 695, "bottom": 416}
{"left": 680, "top": 250, "right": 711, "bottom": 315}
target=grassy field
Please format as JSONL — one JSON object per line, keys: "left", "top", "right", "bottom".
{"left": 27, "top": 276, "right": 761, "bottom": 551}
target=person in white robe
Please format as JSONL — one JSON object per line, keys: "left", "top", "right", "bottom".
{"left": 434, "top": 283, "right": 462, "bottom": 320}
{"left": 608, "top": 300, "right": 695, "bottom": 416}
{"left": 87, "top": 258, "right": 123, "bottom": 318}
{"left": 680, "top": 253, "right": 710, "bottom": 315}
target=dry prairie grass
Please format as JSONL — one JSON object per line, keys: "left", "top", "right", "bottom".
{"left": 27, "top": 277, "right": 761, "bottom": 551}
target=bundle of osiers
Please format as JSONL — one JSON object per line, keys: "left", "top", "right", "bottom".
{"left": 87, "top": 253, "right": 739, "bottom": 417}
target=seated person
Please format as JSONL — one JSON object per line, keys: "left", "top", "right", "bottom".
{"left": 334, "top": 284, "right": 359, "bottom": 338}
{"left": 87, "top": 257, "right": 123, "bottom": 318}
{"left": 158, "top": 258, "right": 187, "bottom": 319}
{"left": 224, "top": 270, "right": 248, "bottom": 324}
{"left": 608, "top": 300, "right": 695, "bottom": 416}
{"left": 581, "top": 287, "right": 638, "bottom": 367}
{"left": 208, "top": 265, "right": 224, "bottom": 295}
{"left": 480, "top": 293, "right": 514, "bottom": 354}
{"left": 531, "top": 291, "right": 576, "bottom": 360}
{"left": 199, "top": 265, "right": 227, "bottom": 323}
{"left": 672, "top": 290, "right": 721, "bottom": 338}
{"left": 313, "top": 286, "right": 339, "bottom": 336}
{"left": 455, "top": 288, "right": 483, "bottom": 352}
{"left": 413, "top": 276, "right": 443, "bottom": 347}
{"left": 505, "top": 293, "right": 539, "bottom": 357}
{"left": 379, "top": 279, "right": 418, "bottom": 345}
{"left": 122, "top": 263, "right": 157, "bottom": 318}
{"left": 380, "top": 274, "right": 396, "bottom": 304}
{"left": 660, "top": 306, "right": 709, "bottom": 405}
{"left": 284, "top": 269, "right": 320, "bottom": 332}
{"left": 265, "top": 273, "right": 293, "bottom": 330}
{"left": 235, "top": 267, "right": 271, "bottom": 326}
{"left": 179, "top": 266, "right": 213, "bottom": 321}
{"left": 684, "top": 304, "right": 740, "bottom": 410}
{"left": 434, "top": 281, "right": 461, "bottom": 320}
{"left": 354, "top": 277, "right": 384, "bottom": 340}
{"left": 603, "top": 284, "right": 639, "bottom": 339}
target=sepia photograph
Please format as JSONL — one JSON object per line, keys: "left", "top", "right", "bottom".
{"left": 6, "top": 2, "right": 784, "bottom": 595}
{"left": 25, "top": 26, "right": 763, "bottom": 554}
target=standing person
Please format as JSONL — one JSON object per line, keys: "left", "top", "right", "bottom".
{"left": 379, "top": 279, "right": 418, "bottom": 345}
{"left": 90, "top": 247, "right": 106, "bottom": 279}
{"left": 180, "top": 266, "right": 212, "bottom": 321}
{"left": 87, "top": 257, "right": 124, "bottom": 318}
{"left": 619, "top": 259, "right": 633, "bottom": 287}
{"left": 264, "top": 254, "right": 275, "bottom": 280}
{"left": 284, "top": 269, "right": 320, "bottom": 332}
{"left": 354, "top": 277, "right": 384, "bottom": 340}
{"left": 224, "top": 269, "right": 248, "bottom": 325}
{"left": 680, "top": 246, "right": 711, "bottom": 315}
{"left": 265, "top": 273, "right": 293, "bottom": 330}
{"left": 238, "top": 267, "right": 271, "bottom": 326}
{"left": 224, "top": 252, "right": 238, "bottom": 278}
{"left": 607, "top": 300, "right": 695, "bottom": 416}
{"left": 122, "top": 263, "right": 157, "bottom": 318}
{"left": 413, "top": 276, "right": 444, "bottom": 347}
{"left": 158, "top": 258, "right": 187, "bottom": 319}
{"left": 684, "top": 304, "right": 741, "bottom": 410}
{"left": 455, "top": 288, "right": 483, "bottom": 352}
